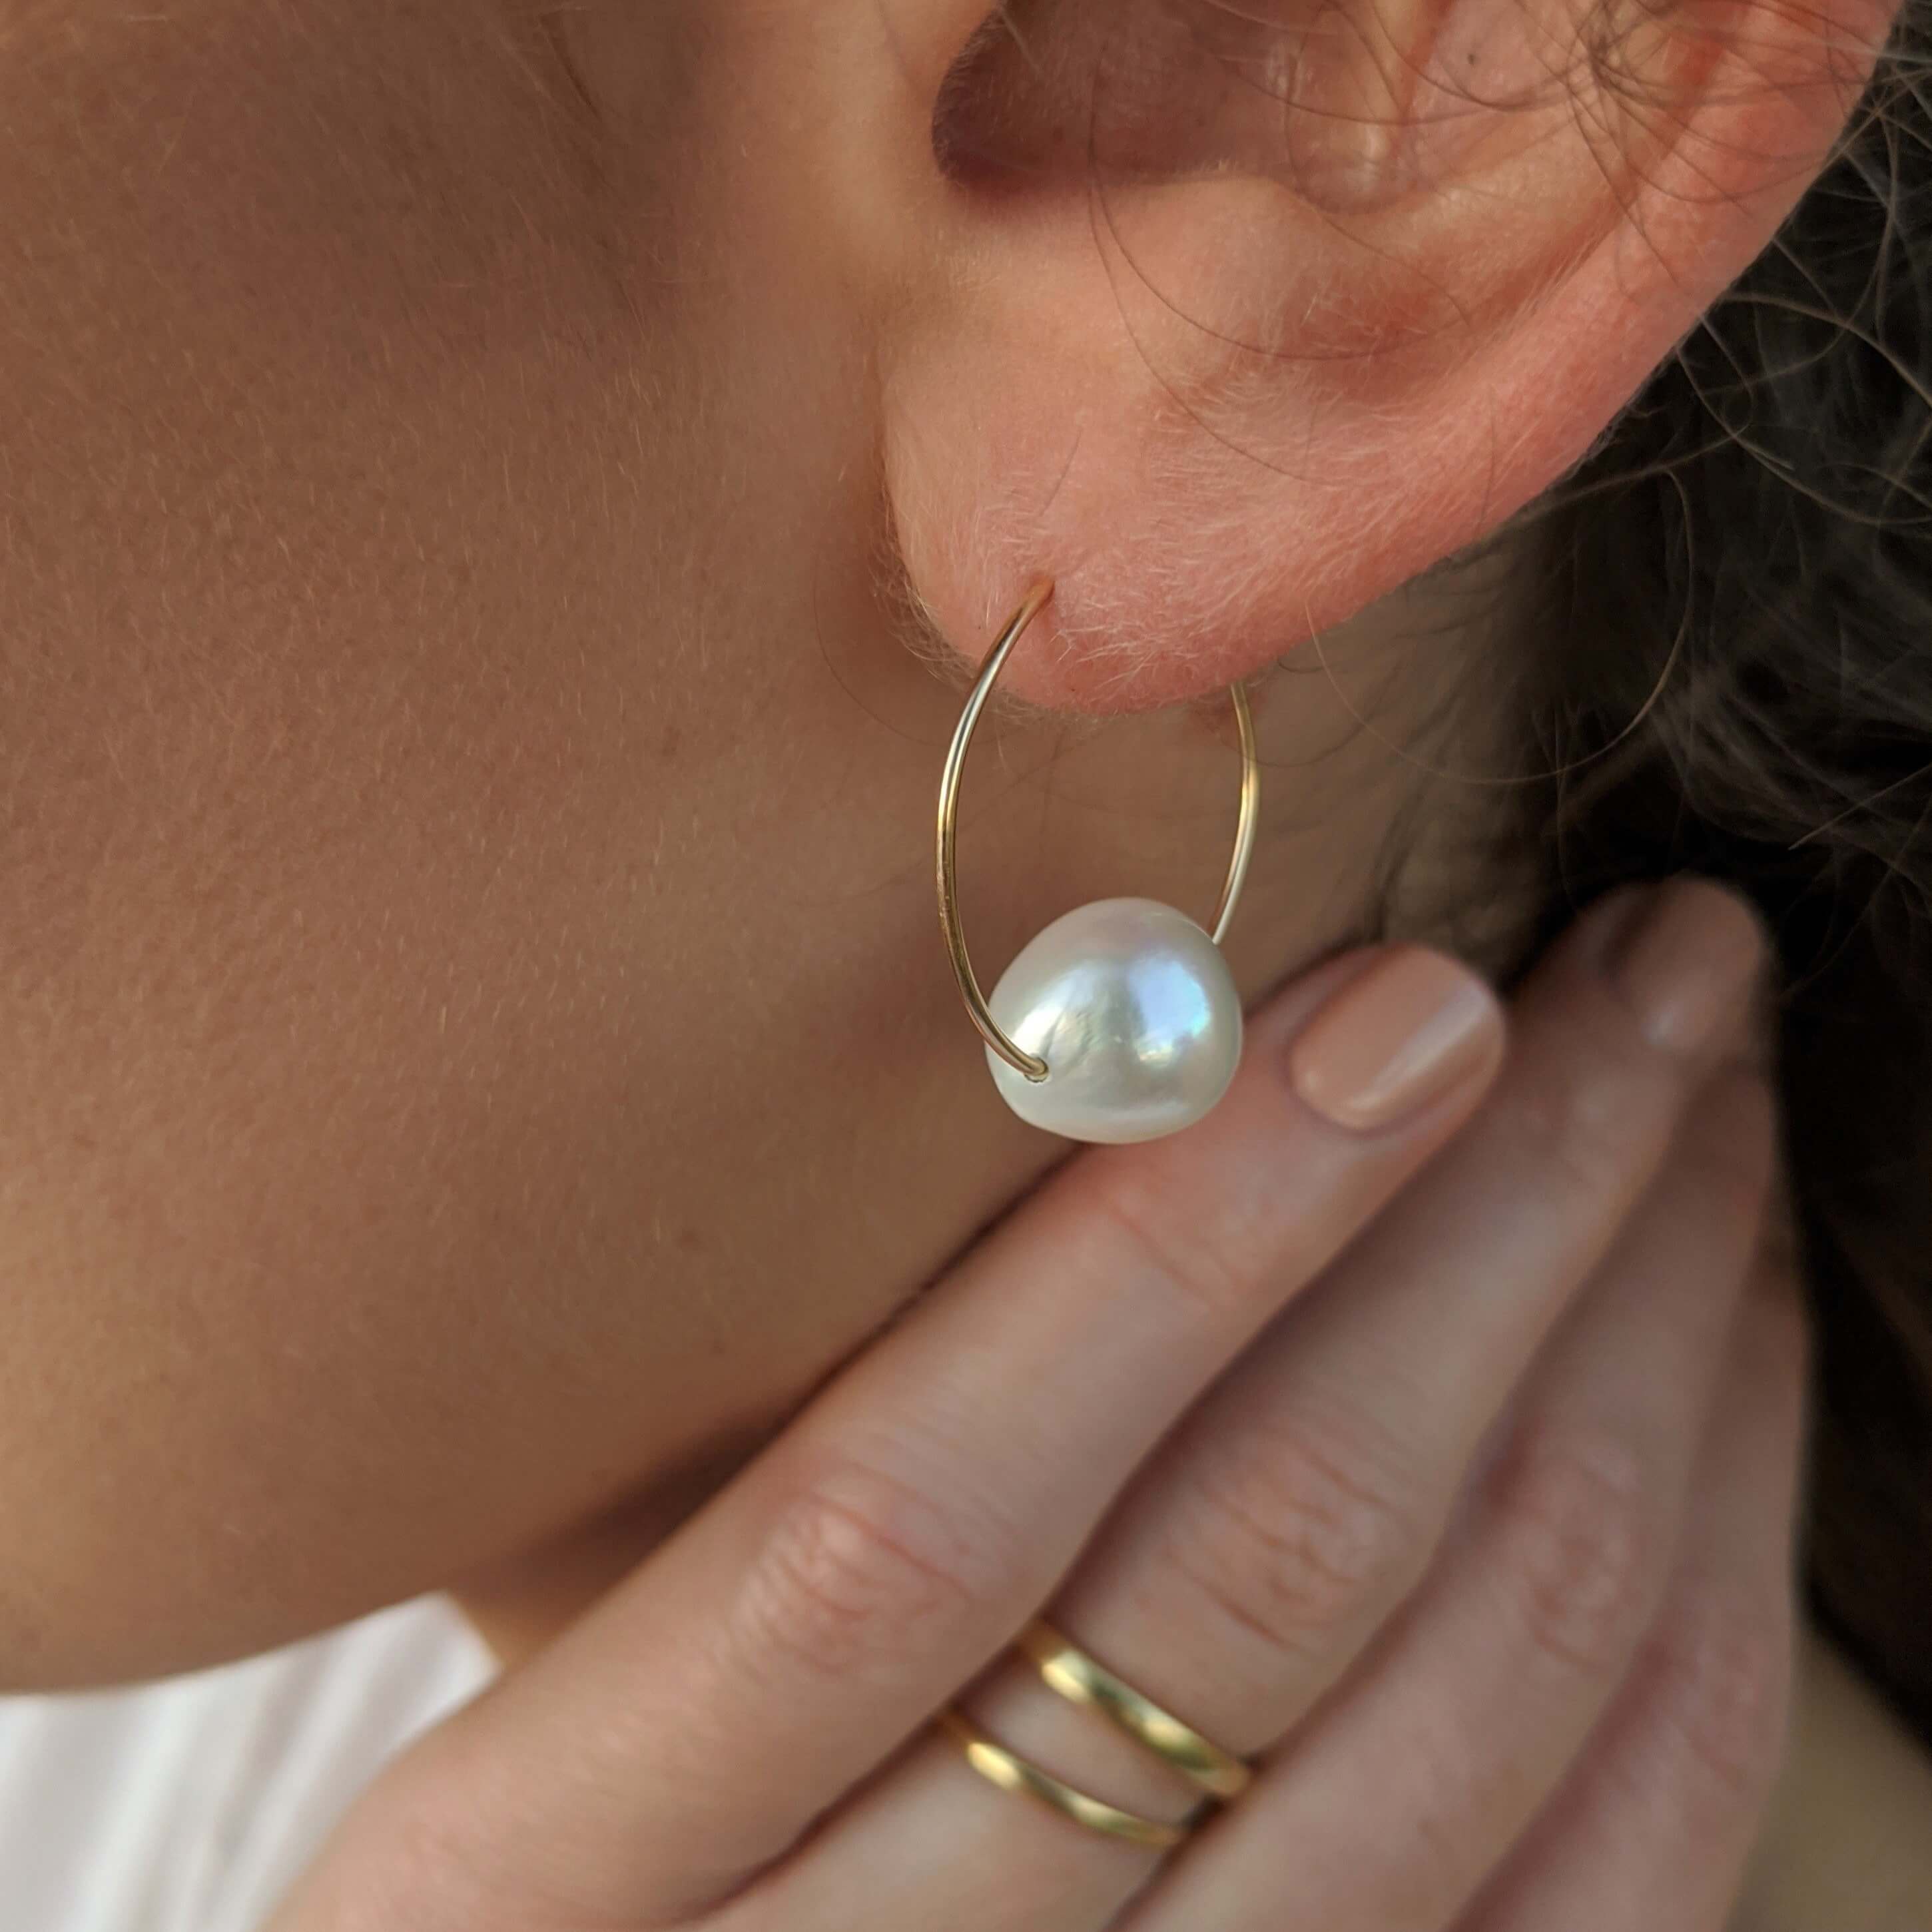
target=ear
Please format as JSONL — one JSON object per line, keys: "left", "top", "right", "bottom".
{"left": 855, "top": 0, "right": 1895, "bottom": 709}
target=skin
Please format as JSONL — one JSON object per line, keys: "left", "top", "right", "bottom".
{"left": 0, "top": 0, "right": 1546, "bottom": 1685}
{"left": 268, "top": 886, "right": 1906, "bottom": 1929}
{"left": 1, "top": 0, "right": 1925, "bottom": 1918}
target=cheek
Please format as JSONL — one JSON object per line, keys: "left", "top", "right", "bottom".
{"left": 1, "top": 2, "right": 1177, "bottom": 1689}
{"left": 0, "top": 5, "right": 833, "bottom": 1686}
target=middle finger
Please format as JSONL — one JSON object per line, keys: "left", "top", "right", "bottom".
{"left": 769, "top": 876, "right": 1766, "bottom": 1931}
{"left": 1041, "top": 878, "right": 1768, "bottom": 1760}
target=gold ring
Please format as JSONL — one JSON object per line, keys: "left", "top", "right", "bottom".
{"left": 937, "top": 1708, "right": 1199, "bottom": 1851}
{"left": 1018, "top": 1620, "right": 1254, "bottom": 1801}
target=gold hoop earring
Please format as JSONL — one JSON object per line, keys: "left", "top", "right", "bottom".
{"left": 935, "top": 579, "right": 1259, "bottom": 1144}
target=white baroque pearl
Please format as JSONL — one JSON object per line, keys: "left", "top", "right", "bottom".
{"left": 986, "top": 897, "right": 1243, "bottom": 1144}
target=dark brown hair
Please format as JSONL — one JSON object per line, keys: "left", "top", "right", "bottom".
{"left": 1513, "top": 0, "right": 1932, "bottom": 1740}
{"left": 940, "top": 0, "right": 1932, "bottom": 1739}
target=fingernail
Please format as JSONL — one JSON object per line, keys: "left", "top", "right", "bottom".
{"left": 1604, "top": 874, "right": 1767, "bottom": 1058}
{"left": 1286, "top": 946, "right": 1504, "bottom": 1132}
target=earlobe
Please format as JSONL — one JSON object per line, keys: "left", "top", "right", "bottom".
{"left": 872, "top": 0, "right": 1897, "bottom": 712}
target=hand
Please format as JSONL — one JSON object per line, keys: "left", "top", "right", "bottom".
{"left": 273, "top": 876, "right": 1799, "bottom": 1932}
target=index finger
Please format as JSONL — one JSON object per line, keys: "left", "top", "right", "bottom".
{"left": 351, "top": 943, "right": 1505, "bottom": 1928}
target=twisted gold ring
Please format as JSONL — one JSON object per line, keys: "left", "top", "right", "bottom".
{"left": 1017, "top": 1619, "right": 1253, "bottom": 1801}
{"left": 937, "top": 1708, "right": 1197, "bottom": 1851}
{"left": 937, "top": 1620, "right": 1253, "bottom": 1851}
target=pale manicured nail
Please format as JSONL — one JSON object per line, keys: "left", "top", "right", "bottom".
{"left": 1285, "top": 947, "right": 1504, "bottom": 1132}
{"left": 1605, "top": 875, "right": 1767, "bottom": 1058}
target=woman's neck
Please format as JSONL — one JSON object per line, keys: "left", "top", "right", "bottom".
{"left": 1740, "top": 1630, "right": 1932, "bottom": 1930}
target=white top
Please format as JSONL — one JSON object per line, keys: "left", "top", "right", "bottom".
{"left": 0, "top": 1596, "right": 496, "bottom": 1932}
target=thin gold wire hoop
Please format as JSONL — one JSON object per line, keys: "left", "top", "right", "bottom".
{"left": 935, "top": 579, "right": 1259, "bottom": 1083}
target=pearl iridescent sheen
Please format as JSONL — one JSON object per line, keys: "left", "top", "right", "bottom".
{"left": 985, "top": 898, "right": 1243, "bottom": 1144}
